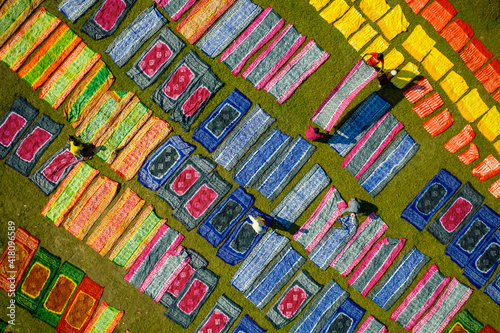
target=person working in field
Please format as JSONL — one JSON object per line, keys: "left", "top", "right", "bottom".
{"left": 68, "top": 135, "right": 96, "bottom": 160}
{"left": 364, "top": 52, "right": 385, "bottom": 73}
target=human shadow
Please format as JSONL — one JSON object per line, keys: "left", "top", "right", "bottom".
{"left": 358, "top": 199, "right": 379, "bottom": 215}
{"left": 270, "top": 218, "right": 301, "bottom": 235}
{"left": 377, "top": 74, "right": 424, "bottom": 108}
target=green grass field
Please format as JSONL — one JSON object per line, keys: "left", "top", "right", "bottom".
{"left": 1, "top": 0, "right": 500, "bottom": 331}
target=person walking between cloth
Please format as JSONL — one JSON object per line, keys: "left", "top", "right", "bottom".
{"left": 364, "top": 53, "right": 384, "bottom": 73}
{"left": 377, "top": 70, "right": 398, "bottom": 89}
{"left": 249, "top": 214, "right": 267, "bottom": 234}
{"left": 306, "top": 122, "right": 326, "bottom": 142}
{"left": 342, "top": 198, "right": 360, "bottom": 218}
{"left": 68, "top": 135, "right": 95, "bottom": 160}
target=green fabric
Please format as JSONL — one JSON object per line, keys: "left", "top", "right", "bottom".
{"left": 444, "top": 310, "right": 483, "bottom": 333}
{"left": 77, "top": 93, "right": 119, "bottom": 143}
{"left": 90, "top": 306, "right": 121, "bottom": 333}
{"left": 97, "top": 101, "right": 149, "bottom": 162}
{"left": 115, "top": 90, "right": 128, "bottom": 99}
{"left": 33, "top": 261, "right": 85, "bottom": 328}
{"left": 0, "top": 0, "right": 31, "bottom": 38}
{"left": 15, "top": 248, "right": 61, "bottom": 313}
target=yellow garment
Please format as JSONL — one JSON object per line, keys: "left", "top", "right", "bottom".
{"left": 320, "top": 0, "right": 350, "bottom": 23}
{"left": 377, "top": 5, "right": 409, "bottom": 41}
{"left": 440, "top": 71, "right": 469, "bottom": 103}
{"left": 478, "top": 106, "right": 500, "bottom": 141}
{"left": 402, "top": 25, "right": 436, "bottom": 62}
{"left": 384, "top": 48, "right": 405, "bottom": 70}
{"left": 334, "top": 7, "right": 365, "bottom": 38}
{"left": 422, "top": 47, "right": 454, "bottom": 81}
{"left": 359, "top": 0, "right": 390, "bottom": 21}
{"left": 310, "top": 0, "right": 330, "bottom": 11}
{"left": 70, "top": 141, "right": 83, "bottom": 155}
{"left": 391, "top": 62, "right": 420, "bottom": 89}
{"left": 362, "top": 36, "right": 389, "bottom": 68}
{"left": 457, "top": 89, "right": 490, "bottom": 123}
{"left": 348, "top": 24, "right": 377, "bottom": 51}
{"left": 494, "top": 140, "right": 500, "bottom": 155}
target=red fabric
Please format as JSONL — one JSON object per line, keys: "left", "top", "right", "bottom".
{"left": 422, "top": 109, "right": 453, "bottom": 137}
{"left": 480, "top": 325, "right": 499, "bottom": 333}
{"left": 440, "top": 19, "right": 474, "bottom": 52}
{"left": 458, "top": 143, "right": 479, "bottom": 165}
{"left": 171, "top": 166, "right": 200, "bottom": 196}
{"left": 42, "top": 150, "right": 77, "bottom": 182}
{"left": 305, "top": 124, "right": 325, "bottom": 141}
{"left": 199, "top": 309, "right": 229, "bottom": 333}
{"left": 167, "top": 264, "right": 195, "bottom": 297}
{"left": 140, "top": 41, "right": 172, "bottom": 78}
{"left": 444, "top": 124, "right": 475, "bottom": 153}
{"left": 94, "top": 0, "right": 126, "bottom": 32}
{"left": 185, "top": 184, "right": 217, "bottom": 219}
{"left": 404, "top": 0, "right": 429, "bottom": 14}
{"left": 278, "top": 286, "right": 308, "bottom": 318}
{"left": 178, "top": 279, "right": 208, "bottom": 315}
{"left": 440, "top": 197, "right": 473, "bottom": 232}
{"left": 412, "top": 92, "right": 444, "bottom": 118}
{"left": 16, "top": 127, "right": 51, "bottom": 162}
{"left": 489, "top": 180, "right": 500, "bottom": 199}
{"left": 367, "top": 53, "right": 384, "bottom": 66}
{"left": 493, "top": 90, "right": 500, "bottom": 103}
{"left": 182, "top": 86, "right": 210, "bottom": 116}
{"left": 420, "top": 0, "right": 457, "bottom": 32}
{"left": 163, "top": 64, "right": 194, "bottom": 100}
{"left": 460, "top": 38, "right": 493, "bottom": 73}
{"left": 472, "top": 154, "right": 500, "bottom": 182}
{"left": 475, "top": 59, "right": 500, "bottom": 93}
{"left": 0, "top": 113, "right": 26, "bottom": 147}
{"left": 403, "top": 77, "right": 433, "bottom": 103}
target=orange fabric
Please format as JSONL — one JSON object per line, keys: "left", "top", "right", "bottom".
{"left": 423, "top": 109, "right": 453, "bottom": 137}
{"left": 404, "top": 0, "right": 429, "bottom": 14}
{"left": 493, "top": 90, "right": 500, "bottom": 104}
{"left": 460, "top": 38, "right": 493, "bottom": 73}
{"left": 412, "top": 92, "right": 443, "bottom": 118}
{"left": 403, "top": 77, "right": 433, "bottom": 103}
{"left": 488, "top": 179, "right": 500, "bottom": 199}
{"left": 420, "top": 0, "right": 456, "bottom": 32}
{"left": 475, "top": 59, "right": 500, "bottom": 94}
{"left": 439, "top": 19, "right": 474, "bottom": 52}
{"left": 472, "top": 154, "right": 500, "bottom": 182}
{"left": 444, "top": 124, "right": 475, "bottom": 153}
{"left": 458, "top": 143, "right": 479, "bottom": 165}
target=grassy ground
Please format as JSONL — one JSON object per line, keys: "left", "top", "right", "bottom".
{"left": 1, "top": 0, "right": 500, "bottom": 332}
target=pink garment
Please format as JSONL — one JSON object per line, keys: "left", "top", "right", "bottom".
{"left": 305, "top": 124, "right": 324, "bottom": 141}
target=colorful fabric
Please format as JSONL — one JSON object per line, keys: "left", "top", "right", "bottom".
{"left": 444, "top": 124, "right": 476, "bottom": 153}
{"left": 231, "top": 315, "right": 265, "bottom": 333}
{"left": 83, "top": 301, "right": 124, "bottom": 333}
{"left": 319, "top": 298, "right": 365, "bottom": 333}
{"left": 213, "top": 104, "right": 275, "bottom": 170}
{"left": 404, "top": 0, "right": 429, "bottom": 13}
{"left": 440, "top": 19, "right": 474, "bottom": 52}
{"left": 458, "top": 143, "right": 479, "bottom": 165}
{"left": 359, "top": 0, "right": 389, "bottom": 21}
{"left": 440, "top": 71, "right": 469, "bottom": 102}
{"left": 476, "top": 59, "right": 500, "bottom": 93}
{"left": 402, "top": 25, "right": 436, "bottom": 62}
{"left": 126, "top": 27, "right": 185, "bottom": 90}
{"left": 412, "top": 92, "right": 444, "bottom": 118}
{"left": 420, "top": 0, "right": 456, "bottom": 32}
{"left": 460, "top": 37, "right": 492, "bottom": 73}
{"left": 220, "top": 7, "right": 284, "bottom": 75}
{"left": 58, "top": 0, "right": 99, "bottom": 23}
{"left": 485, "top": 270, "right": 500, "bottom": 306}
{"left": 197, "top": 0, "right": 262, "bottom": 58}
{"left": 362, "top": 36, "right": 389, "bottom": 62}
{"left": 384, "top": 47, "right": 405, "bottom": 70}
{"left": 478, "top": 106, "right": 500, "bottom": 141}
{"left": 334, "top": 7, "right": 365, "bottom": 39}
{"left": 111, "top": 116, "right": 172, "bottom": 181}
{"left": 377, "top": 5, "right": 409, "bottom": 41}
{"left": 357, "top": 315, "right": 387, "bottom": 333}
{"left": 192, "top": 88, "right": 252, "bottom": 153}
{"left": 444, "top": 310, "right": 483, "bottom": 333}
{"left": 347, "top": 24, "right": 377, "bottom": 51}
{"left": 472, "top": 154, "right": 500, "bottom": 182}
{"left": 194, "top": 295, "right": 242, "bottom": 333}
{"left": 456, "top": 88, "right": 489, "bottom": 122}
{"left": 198, "top": 187, "right": 254, "bottom": 247}
{"left": 81, "top": 0, "right": 136, "bottom": 40}
{"left": 319, "top": 0, "right": 349, "bottom": 23}
{"left": 264, "top": 39, "right": 330, "bottom": 104}
{"left": 490, "top": 178, "right": 500, "bottom": 199}
{"left": 311, "top": 0, "right": 330, "bottom": 11}
{"left": 422, "top": 47, "right": 454, "bottom": 81}
{"left": 0, "top": 0, "right": 45, "bottom": 48}
{"left": 480, "top": 326, "right": 500, "bottom": 333}
{"left": 312, "top": 59, "right": 377, "bottom": 132}
{"left": 155, "top": 0, "right": 197, "bottom": 21}
{"left": 87, "top": 188, "right": 145, "bottom": 256}
{"left": 423, "top": 109, "right": 454, "bottom": 137}
{"left": 391, "top": 61, "right": 420, "bottom": 89}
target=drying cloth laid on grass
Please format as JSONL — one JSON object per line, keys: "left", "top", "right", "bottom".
{"left": 194, "top": 295, "right": 242, "bottom": 333}
{"left": 334, "top": 7, "right": 365, "bottom": 39}
{"left": 311, "top": 59, "right": 378, "bottom": 132}
{"left": 266, "top": 270, "right": 321, "bottom": 329}
{"left": 30, "top": 143, "right": 82, "bottom": 196}
{"left": 289, "top": 280, "right": 349, "bottom": 333}
{"left": 444, "top": 124, "right": 475, "bottom": 153}
{"left": 265, "top": 39, "right": 330, "bottom": 104}
{"left": 311, "top": 0, "right": 331, "bottom": 12}
{"left": 5, "top": 114, "right": 63, "bottom": 177}
{"left": 357, "top": 315, "right": 387, "bottom": 333}
{"left": 84, "top": 301, "right": 124, "bottom": 333}
{"left": 33, "top": 261, "right": 85, "bottom": 328}
{"left": 197, "top": 0, "right": 262, "bottom": 58}
{"left": 233, "top": 127, "right": 291, "bottom": 187}
{"left": 440, "top": 71, "right": 469, "bottom": 103}
{"left": 157, "top": 154, "right": 216, "bottom": 209}
{"left": 242, "top": 24, "right": 305, "bottom": 90}
{"left": 368, "top": 246, "right": 429, "bottom": 311}
{"left": 413, "top": 277, "right": 473, "bottom": 333}
{"left": 412, "top": 92, "right": 444, "bottom": 118}
{"left": 402, "top": 25, "right": 435, "bottom": 62}
{"left": 198, "top": 187, "right": 254, "bottom": 247}
{"left": 176, "top": 0, "right": 236, "bottom": 44}
{"left": 58, "top": 0, "right": 98, "bottom": 23}
{"left": 363, "top": 36, "right": 390, "bottom": 62}
{"left": 212, "top": 104, "right": 275, "bottom": 170}
{"left": 490, "top": 179, "right": 500, "bottom": 199}
{"left": 126, "top": 27, "right": 185, "bottom": 90}
{"left": 62, "top": 175, "right": 119, "bottom": 240}
{"left": 478, "top": 106, "right": 500, "bottom": 141}
{"left": 0, "top": 227, "right": 38, "bottom": 292}
{"left": 342, "top": 112, "right": 403, "bottom": 179}
{"left": 15, "top": 248, "right": 61, "bottom": 313}
{"left": 216, "top": 207, "right": 272, "bottom": 265}
{"left": 255, "top": 135, "right": 315, "bottom": 201}
{"left": 459, "top": 143, "right": 479, "bottom": 165}
{"left": 440, "top": 19, "right": 474, "bottom": 52}
{"left": 422, "top": 47, "right": 454, "bottom": 81}
{"left": 475, "top": 59, "right": 500, "bottom": 94}
{"left": 331, "top": 213, "right": 388, "bottom": 276}
{"left": 155, "top": 0, "right": 196, "bottom": 21}
{"left": 95, "top": 97, "right": 152, "bottom": 164}
{"left": 220, "top": 7, "right": 284, "bottom": 75}
{"left": 105, "top": 5, "right": 167, "bottom": 68}
{"left": 390, "top": 263, "right": 450, "bottom": 330}
{"left": 41, "top": 162, "right": 99, "bottom": 226}
{"left": 405, "top": 0, "right": 429, "bottom": 13}
{"left": 231, "top": 230, "right": 288, "bottom": 292}
{"left": 81, "top": 0, "right": 136, "bottom": 40}
{"left": 348, "top": 237, "right": 406, "bottom": 297}
{"left": 485, "top": 270, "right": 500, "bottom": 306}
{"left": 108, "top": 205, "right": 166, "bottom": 270}
{"left": 319, "top": 0, "right": 349, "bottom": 23}
{"left": 319, "top": 298, "right": 365, "bottom": 333}
{"left": 138, "top": 135, "right": 196, "bottom": 191}
{"left": 358, "top": 130, "right": 420, "bottom": 197}
{"left": 0, "top": 7, "right": 60, "bottom": 72}
{"left": 444, "top": 310, "right": 483, "bottom": 333}
{"left": 244, "top": 244, "right": 306, "bottom": 309}
{"left": 271, "top": 164, "right": 331, "bottom": 229}
{"left": 348, "top": 24, "right": 378, "bottom": 52}
{"left": 18, "top": 23, "right": 81, "bottom": 90}
{"left": 0, "top": 97, "right": 38, "bottom": 159}
{"left": 360, "top": 0, "right": 390, "bottom": 21}
{"left": 402, "top": 169, "right": 462, "bottom": 231}
{"left": 456, "top": 88, "right": 489, "bottom": 122}
{"left": 463, "top": 229, "right": 500, "bottom": 288}
{"left": 377, "top": 5, "right": 409, "bottom": 41}
{"left": 391, "top": 62, "right": 420, "bottom": 89}
{"left": 446, "top": 205, "right": 500, "bottom": 268}
{"left": 403, "top": 77, "right": 433, "bottom": 104}
{"left": 480, "top": 326, "right": 500, "bottom": 333}
{"left": 231, "top": 315, "right": 265, "bottom": 333}
{"left": 383, "top": 46, "right": 408, "bottom": 66}
{"left": 56, "top": 276, "right": 103, "bottom": 333}
{"left": 423, "top": 109, "right": 454, "bottom": 137}
{"left": 192, "top": 88, "right": 252, "bottom": 153}
{"left": 87, "top": 188, "right": 145, "bottom": 256}
{"left": 0, "top": 0, "right": 45, "bottom": 48}
{"left": 460, "top": 37, "right": 492, "bottom": 73}
{"left": 111, "top": 116, "right": 172, "bottom": 181}
{"left": 427, "top": 182, "right": 484, "bottom": 245}
{"left": 420, "top": 0, "right": 456, "bottom": 32}
{"left": 327, "top": 92, "right": 391, "bottom": 157}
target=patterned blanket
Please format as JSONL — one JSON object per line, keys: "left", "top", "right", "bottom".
{"left": 194, "top": 295, "right": 242, "bottom": 333}
{"left": 463, "top": 229, "right": 500, "bottom": 288}
{"left": 319, "top": 298, "right": 365, "bottom": 333}
{"left": 81, "top": 0, "right": 136, "bottom": 40}
{"left": 0, "top": 0, "right": 45, "bottom": 47}
{"left": 84, "top": 301, "right": 124, "bottom": 333}
{"left": 58, "top": 0, "right": 98, "bottom": 23}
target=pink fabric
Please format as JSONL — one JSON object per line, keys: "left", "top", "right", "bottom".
{"left": 94, "top": 0, "right": 126, "bottom": 32}
{"left": 0, "top": 113, "right": 26, "bottom": 147}
{"left": 163, "top": 64, "right": 194, "bottom": 100}
{"left": 440, "top": 198, "right": 473, "bottom": 232}
{"left": 185, "top": 184, "right": 217, "bottom": 219}
{"left": 305, "top": 124, "right": 325, "bottom": 141}
{"left": 140, "top": 41, "right": 172, "bottom": 77}
{"left": 167, "top": 264, "right": 195, "bottom": 297}
{"left": 17, "top": 127, "right": 51, "bottom": 162}
{"left": 278, "top": 286, "right": 307, "bottom": 318}
{"left": 178, "top": 279, "right": 208, "bottom": 315}
{"left": 154, "top": 257, "right": 190, "bottom": 302}
{"left": 42, "top": 150, "right": 77, "bottom": 182}
{"left": 170, "top": 166, "right": 200, "bottom": 196}
{"left": 182, "top": 86, "right": 210, "bottom": 116}
{"left": 199, "top": 309, "right": 229, "bottom": 333}
{"left": 357, "top": 315, "right": 387, "bottom": 333}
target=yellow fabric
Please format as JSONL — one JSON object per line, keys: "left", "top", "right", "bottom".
{"left": 478, "top": 106, "right": 500, "bottom": 141}
{"left": 359, "top": 0, "right": 390, "bottom": 21}
{"left": 384, "top": 48, "right": 405, "bottom": 70}
{"left": 348, "top": 24, "right": 377, "bottom": 51}
{"left": 70, "top": 141, "right": 83, "bottom": 155}
{"left": 310, "top": 0, "right": 331, "bottom": 11}
{"left": 391, "top": 62, "right": 420, "bottom": 89}
{"left": 440, "top": 71, "right": 469, "bottom": 103}
{"left": 377, "top": 5, "right": 409, "bottom": 41}
{"left": 334, "top": 7, "right": 365, "bottom": 38}
{"left": 402, "top": 25, "right": 436, "bottom": 62}
{"left": 320, "top": 0, "right": 350, "bottom": 23}
{"left": 422, "top": 47, "right": 454, "bottom": 81}
{"left": 362, "top": 36, "right": 389, "bottom": 68}
{"left": 494, "top": 141, "right": 500, "bottom": 155}
{"left": 455, "top": 89, "right": 490, "bottom": 123}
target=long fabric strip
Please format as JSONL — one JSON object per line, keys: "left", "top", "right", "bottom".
{"left": 81, "top": 0, "right": 137, "bottom": 40}
{"left": 155, "top": 0, "right": 197, "bottom": 21}
{"left": 58, "top": 0, "right": 99, "bottom": 23}
{"left": 83, "top": 301, "right": 124, "bottom": 333}
{"left": 0, "top": 0, "right": 45, "bottom": 48}
{"left": 193, "top": 295, "right": 242, "bottom": 333}
{"left": 485, "top": 270, "right": 500, "bottom": 306}
{"left": 357, "top": 315, "right": 387, "bottom": 333}
{"left": 319, "top": 298, "right": 365, "bottom": 333}
{"left": 231, "top": 315, "right": 265, "bottom": 333}
{"left": 463, "top": 230, "right": 500, "bottom": 288}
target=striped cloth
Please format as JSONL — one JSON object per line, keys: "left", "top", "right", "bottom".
{"left": 357, "top": 315, "right": 387, "bottom": 333}
{"left": 81, "top": 0, "right": 136, "bottom": 40}
{"left": 457, "top": 89, "right": 489, "bottom": 122}
{"left": 403, "top": 77, "right": 433, "bottom": 104}
{"left": 84, "top": 302, "right": 124, "bottom": 333}
{"left": 489, "top": 179, "right": 500, "bottom": 199}
{"left": 412, "top": 92, "right": 444, "bottom": 118}
{"left": 463, "top": 229, "right": 500, "bottom": 288}
{"left": 444, "top": 310, "right": 484, "bottom": 333}
{"left": 458, "top": 143, "right": 479, "bottom": 165}
{"left": 319, "top": 298, "right": 365, "bottom": 333}
{"left": 0, "top": 0, "right": 45, "bottom": 48}
{"left": 471, "top": 155, "right": 500, "bottom": 182}
{"left": 423, "top": 109, "right": 453, "bottom": 137}
{"left": 475, "top": 59, "right": 500, "bottom": 93}
{"left": 460, "top": 38, "right": 493, "bottom": 73}
{"left": 155, "top": 0, "right": 197, "bottom": 21}
{"left": 404, "top": 0, "right": 429, "bottom": 13}
{"left": 420, "top": 0, "right": 456, "bottom": 32}
{"left": 444, "top": 124, "right": 475, "bottom": 153}
{"left": 58, "top": 0, "right": 98, "bottom": 23}
{"left": 440, "top": 19, "right": 474, "bottom": 52}
{"left": 194, "top": 295, "right": 242, "bottom": 333}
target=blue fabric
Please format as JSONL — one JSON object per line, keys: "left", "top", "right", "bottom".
{"left": 446, "top": 205, "right": 500, "bottom": 268}
{"left": 197, "top": 187, "right": 254, "bottom": 247}
{"left": 485, "top": 270, "right": 500, "bottom": 306}
{"left": 402, "top": 169, "right": 462, "bottom": 231}
{"left": 192, "top": 89, "right": 252, "bottom": 153}
{"left": 328, "top": 93, "right": 391, "bottom": 157}
{"left": 58, "top": 0, "right": 98, "bottom": 23}
{"left": 230, "top": 314, "right": 266, "bottom": 333}
{"left": 463, "top": 230, "right": 500, "bottom": 288}
{"left": 138, "top": 135, "right": 195, "bottom": 191}
{"left": 319, "top": 298, "right": 365, "bottom": 333}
